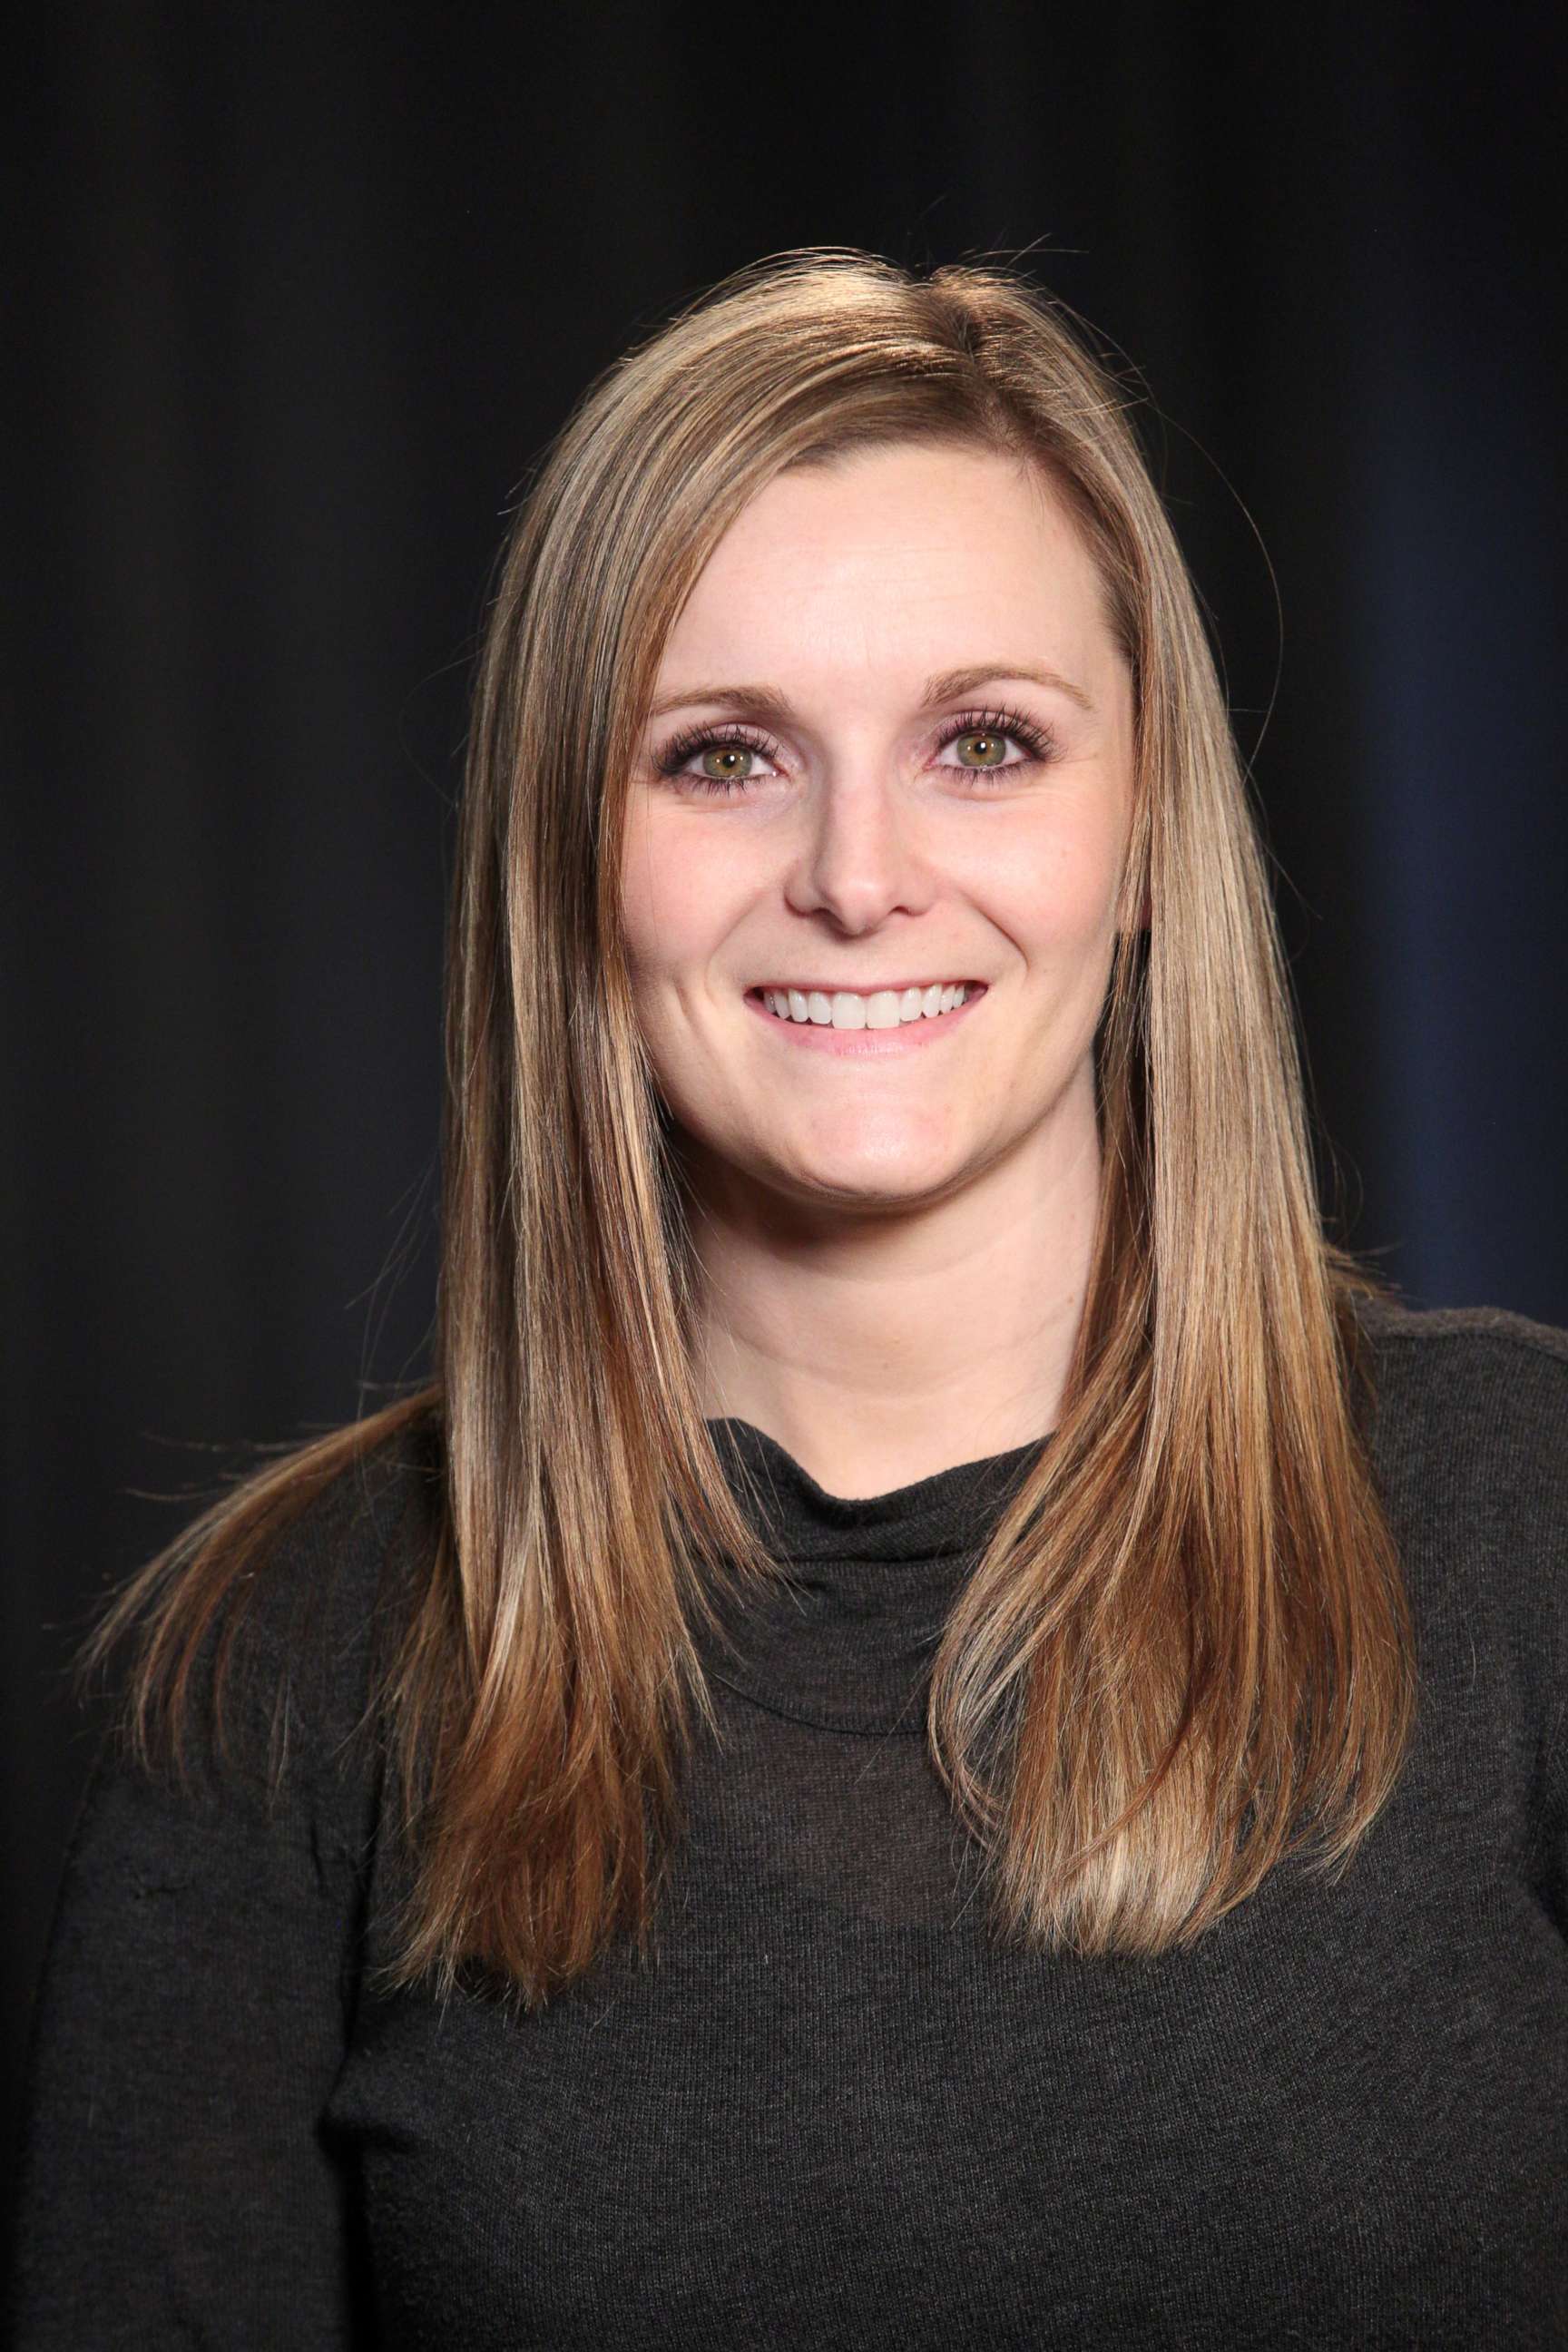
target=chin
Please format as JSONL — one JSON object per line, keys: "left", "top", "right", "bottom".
{"left": 762, "top": 1151, "right": 976, "bottom": 1215}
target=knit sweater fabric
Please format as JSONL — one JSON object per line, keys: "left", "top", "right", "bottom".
{"left": 9, "top": 1295, "right": 1568, "bottom": 2347}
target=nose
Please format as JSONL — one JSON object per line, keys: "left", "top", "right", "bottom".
{"left": 781, "top": 762, "right": 937, "bottom": 936}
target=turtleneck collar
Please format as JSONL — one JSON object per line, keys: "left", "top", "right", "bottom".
{"left": 693, "top": 1416, "right": 1053, "bottom": 1735}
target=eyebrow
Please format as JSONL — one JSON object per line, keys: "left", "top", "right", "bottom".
{"left": 646, "top": 661, "right": 1097, "bottom": 724}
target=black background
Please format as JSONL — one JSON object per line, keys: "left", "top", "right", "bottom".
{"left": 6, "top": 0, "right": 1566, "bottom": 2227}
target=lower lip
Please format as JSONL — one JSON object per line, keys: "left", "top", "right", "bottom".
{"left": 744, "top": 986, "right": 988, "bottom": 1056}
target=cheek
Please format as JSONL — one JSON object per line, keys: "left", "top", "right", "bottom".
{"left": 976, "top": 813, "right": 1126, "bottom": 966}
{"left": 617, "top": 800, "right": 663, "bottom": 980}
{"left": 621, "top": 810, "right": 694, "bottom": 985}
{"left": 619, "top": 806, "right": 752, "bottom": 991}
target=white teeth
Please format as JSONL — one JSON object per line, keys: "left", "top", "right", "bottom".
{"left": 761, "top": 984, "right": 974, "bottom": 1028}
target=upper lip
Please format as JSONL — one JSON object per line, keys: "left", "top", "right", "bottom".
{"left": 750, "top": 977, "right": 986, "bottom": 995}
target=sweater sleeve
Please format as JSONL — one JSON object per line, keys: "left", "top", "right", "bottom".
{"left": 5, "top": 1453, "right": 412, "bottom": 2349}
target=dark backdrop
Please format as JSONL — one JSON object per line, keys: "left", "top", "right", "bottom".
{"left": 6, "top": 0, "right": 1566, "bottom": 2227}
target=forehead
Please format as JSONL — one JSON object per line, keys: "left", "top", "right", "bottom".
{"left": 658, "top": 442, "right": 1114, "bottom": 687}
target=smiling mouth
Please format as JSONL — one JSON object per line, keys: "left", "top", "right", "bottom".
{"left": 748, "top": 982, "right": 986, "bottom": 1031}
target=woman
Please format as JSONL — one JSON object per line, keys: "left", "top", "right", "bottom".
{"left": 11, "top": 248, "right": 1567, "bottom": 2346}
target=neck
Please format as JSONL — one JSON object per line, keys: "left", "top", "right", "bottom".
{"left": 688, "top": 1094, "right": 1100, "bottom": 1501}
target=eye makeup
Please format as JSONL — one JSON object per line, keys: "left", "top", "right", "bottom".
{"left": 654, "top": 703, "right": 1063, "bottom": 799}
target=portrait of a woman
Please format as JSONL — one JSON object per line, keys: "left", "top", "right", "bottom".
{"left": 12, "top": 249, "right": 1568, "bottom": 2345}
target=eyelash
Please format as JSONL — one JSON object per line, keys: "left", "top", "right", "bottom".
{"left": 654, "top": 704, "right": 1062, "bottom": 798}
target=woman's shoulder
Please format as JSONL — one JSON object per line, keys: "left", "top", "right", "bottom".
{"left": 103, "top": 1403, "right": 447, "bottom": 1810}
{"left": 1348, "top": 1291, "right": 1568, "bottom": 1513}
{"left": 265, "top": 1406, "right": 446, "bottom": 1623}
{"left": 238, "top": 1406, "right": 444, "bottom": 1740}
{"left": 230, "top": 1400, "right": 440, "bottom": 1619}
{"left": 1352, "top": 1287, "right": 1568, "bottom": 1368}
{"left": 1347, "top": 1292, "right": 1568, "bottom": 1682}
{"left": 1349, "top": 1290, "right": 1568, "bottom": 1476}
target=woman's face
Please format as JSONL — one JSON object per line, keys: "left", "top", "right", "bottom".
{"left": 620, "top": 440, "right": 1136, "bottom": 1221}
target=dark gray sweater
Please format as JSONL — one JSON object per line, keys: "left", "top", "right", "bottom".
{"left": 9, "top": 1296, "right": 1568, "bottom": 2347}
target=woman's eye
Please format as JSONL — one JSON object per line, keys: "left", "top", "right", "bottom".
{"left": 655, "top": 707, "right": 1054, "bottom": 797}
{"left": 943, "top": 728, "right": 1017, "bottom": 770}
{"left": 695, "top": 742, "right": 767, "bottom": 786}
{"left": 935, "top": 713, "right": 1054, "bottom": 775}
{"left": 656, "top": 730, "right": 782, "bottom": 797}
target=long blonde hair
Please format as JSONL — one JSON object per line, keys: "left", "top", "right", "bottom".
{"left": 79, "top": 246, "right": 1416, "bottom": 2007}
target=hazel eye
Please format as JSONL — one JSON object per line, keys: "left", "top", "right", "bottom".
{"left": 951, "top": 729, "right": 1012, "bottom": 769}
{"left": 934, "top": 705, "right": 1059, "bottom": 780}
{"left": 656, "top": 723, "right": 785, "bottom": 799}
{"left": 697, "top": 743, "right": 760, "bottom": 785}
